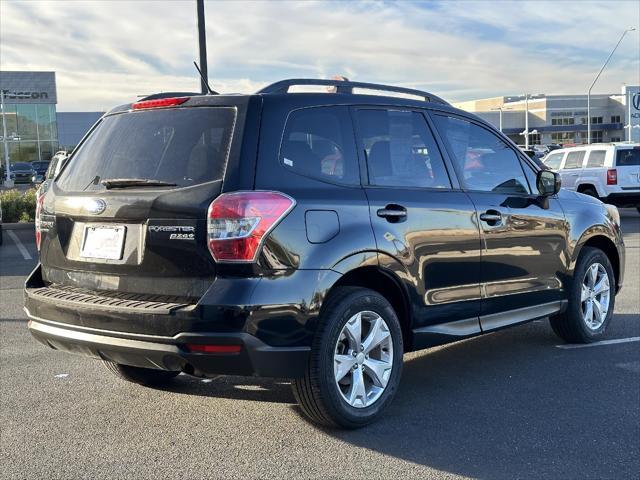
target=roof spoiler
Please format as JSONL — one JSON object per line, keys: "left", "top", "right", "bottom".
{"left": 137, "top": 92, "right": 205, "bottom": 101}
{"left": 257, "top": 78, "right": 449, "bottom": 105}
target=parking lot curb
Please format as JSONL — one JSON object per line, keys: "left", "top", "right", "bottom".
{"left": 2, "top": 222, "right": 35, "bottom": 231}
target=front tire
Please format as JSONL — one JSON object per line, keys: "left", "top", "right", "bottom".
{"left": 550, "top": 247, "right": 615, "bottom": 343}
{"left": 292, "top": 287, "right": 404, "bottom": 428}
{"left": 103, "top": 361, "right": 179, "bottom": 387}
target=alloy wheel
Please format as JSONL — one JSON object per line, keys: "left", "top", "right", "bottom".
{"left": 581, "top": 263, "right": 611, "bottom": 330}
{"left": 333, "top": 311, "right": 394, "bottom": 408}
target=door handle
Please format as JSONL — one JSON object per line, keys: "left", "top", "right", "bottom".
{"left": 479, "top": 210, "right": 502, "bottom": 225}
{"left": 377, "top": 205, "right": 407, "bottom": 222}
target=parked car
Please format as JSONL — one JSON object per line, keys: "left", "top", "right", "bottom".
{"left": 542, "top": 144, "right": 640, "bottom": 210}
{"left": 30, "top": 161, "right": 50, "bottom": 184}
{"left": 38, "top": 152, "right": 69, "bottom": 195}
{"left": 10, "top": 162, "right": 35, "bottom": 184}
{"left": 25, "top": 79, "right": 625, "bottom": 428}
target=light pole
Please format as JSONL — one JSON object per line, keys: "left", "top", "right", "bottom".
{"left": 524, "top": 94, "right": 530, "bottom": 149}
{"left": 1, "top": 89, "right": 13, "bottom": 187}
{"left": 196, "top": 0, "right": 209, "bottom": 95}
{"left": 587, "top": 26, "right": 636, "bottom": 144}
{"left": 490, "top": 106, "right": 513, "bottom": 132}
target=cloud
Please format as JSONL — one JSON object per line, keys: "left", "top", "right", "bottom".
{"left": 1, "top": 0, "right": 638, "bottom": 111}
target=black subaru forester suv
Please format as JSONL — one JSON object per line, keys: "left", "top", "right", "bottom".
{"left": 25, "top": 79, "right": 625, "bottom": 428}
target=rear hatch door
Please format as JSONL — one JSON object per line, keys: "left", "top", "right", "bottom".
{"left": 614, "top": 146, "right": 640, "bottom": 189}
{"left": 40, "top": 99, "right": 244, "bottom": 300}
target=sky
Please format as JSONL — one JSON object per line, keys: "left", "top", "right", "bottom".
{"left": 1, "top": 0, "right": 639, "bottom": 111}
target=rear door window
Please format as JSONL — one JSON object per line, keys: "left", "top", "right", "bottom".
{"left": 585, "top": 150, "right": 606, "bottom": 168}
{"left": 279, "top": 106, "right": 359, "bottom": 185}
{"left": 616, "top": 149, "right": 640, "bottom": 166}
{"left": 356, "top": 109, "right": 451, "bottom": 189}
{"left": 57, "top": 107, "right": 236, "bottom": 192}
{"left": 563, "top": 151, "right": 586, "bottom": 169}
{"left": 432, "top": 115, "right": 529, "bottom": 194}
{"left": 543, "top": 152, "right": 564, "bottom": 170}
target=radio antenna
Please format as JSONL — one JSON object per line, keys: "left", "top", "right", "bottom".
{"left": 193, "top": 61, "right": 217, "bottom": 95}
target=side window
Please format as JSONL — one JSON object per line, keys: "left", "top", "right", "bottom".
{"left": 432, "top": 115, "right": 529, "bottom": 194}
{"left": 543, "top": 152, "right": 564, "bottom": 170}
{"left": 585, "top": 150, "right": 606, "bottom": 168}
{"left": 564, "top": 151, "right": 586, "bottom": 169}
{"left": 356, "top": 109, "right": 450, "bottom": 188}
{"left": 280, "top": 106, "right": 359, "bottom": 185}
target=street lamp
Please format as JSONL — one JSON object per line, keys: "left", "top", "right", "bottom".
{"left": 587, "top": 26, "right": 636, "bottom": 144}
{"left": 490, "top": 106, "right": 513, "bottom": 132}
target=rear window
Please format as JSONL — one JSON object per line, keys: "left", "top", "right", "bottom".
{"left": 13, "top": 162, "right": 31, "bottom": 170}
{"left": 58, "top": 107, "right": 236, "bottom": 192}
{"left": 563, "top": 151, "right": 585, "bottom": 169}
{"left": 616, "top": 148, "right": 640, "bottom": 166}
{"left": 585, "top": 150, "right": 606, "bottom": 168}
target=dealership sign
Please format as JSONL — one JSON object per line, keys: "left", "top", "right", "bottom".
{"left": 626, "top": 86, "right": 640, "bottom": 143}
{"left": 0, "top": 71, "right": 57, "bottom": 104}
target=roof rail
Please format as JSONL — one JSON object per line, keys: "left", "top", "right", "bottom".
{"left": 137, "top": 92, "right": 204, "bottom": 101}
{"left": 257, "top": 78, "right": 448, "bottom": 105}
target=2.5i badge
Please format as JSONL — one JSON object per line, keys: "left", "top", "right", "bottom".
{"left": 148, "top": 225, "right": 195, "bottom": 240}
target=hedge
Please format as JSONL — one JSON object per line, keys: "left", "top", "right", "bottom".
{"left": 0, "top": 188, "right": 37, "bottom": 223}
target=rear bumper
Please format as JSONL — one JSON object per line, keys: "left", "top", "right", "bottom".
{"left": 26, "top": 313, "right": 310, "bottom": 378}
{"left": 602, "top": 192, "right": 640, "bottom": 207}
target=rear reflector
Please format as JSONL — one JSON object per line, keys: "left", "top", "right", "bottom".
{"left": 132, "top": 97, "right": 189, "bottom": 110}
{"left": 607, "top": 169, "right": 617, "bottom": 185}
{"left": 207, "top": 191, "right": 295, "bottom": 262}
{"left": 186, "top": 344, "right": 242, "bottom": 353}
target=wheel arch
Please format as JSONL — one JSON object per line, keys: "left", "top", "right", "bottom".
{"left": 329, "top": 265, "right": 414, "bottom": 350}
{"left": 574, "top": 234, "right": 621, "bottom": 292}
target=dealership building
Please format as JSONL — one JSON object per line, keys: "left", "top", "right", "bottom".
{"left": 0, "top": 71, "right": 103, "bottom": 164}
{"left": 453, "top": 85, "right": 640, "bottom": 146}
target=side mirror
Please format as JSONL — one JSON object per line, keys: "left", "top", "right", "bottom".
{"left": 537, "top": 169, "right": 561, "bottom": 196}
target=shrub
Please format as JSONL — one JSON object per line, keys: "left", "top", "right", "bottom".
{"left": 0, "top": 188, "right": 38, "bottom": 223}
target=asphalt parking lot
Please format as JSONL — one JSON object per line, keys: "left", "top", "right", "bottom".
{"left": 1, "top": 211, "right": 638, "bottom": 480}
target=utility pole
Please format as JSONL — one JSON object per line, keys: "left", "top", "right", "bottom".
{"left": 196, "top": 0, "right": 209, "bottom": 95}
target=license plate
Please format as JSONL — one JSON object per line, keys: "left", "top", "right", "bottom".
{"left": 80, "top": 225, "right": 126, "bottom": 260}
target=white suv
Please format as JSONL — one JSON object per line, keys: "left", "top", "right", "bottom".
{"left": 543, "top": 144, "right": 640, "bottom": 210}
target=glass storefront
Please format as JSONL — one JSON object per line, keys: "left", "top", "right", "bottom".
{"left": 0, "top": 103, "right": 58, "bottom": 162}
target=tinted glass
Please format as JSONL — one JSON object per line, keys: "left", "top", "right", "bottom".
{"left": 585, "top": 150, "right": 606, "bottom": 168}
{"left": 356, "top": 110, "right": 450, "bottom": 188}
{"left": 13, "top": 162, "right": 32, "bottom": 170}
{"left": 616, "top": 149, "right": 640, "bottom": 166}
{"left": 433, "top": 115, "right": 529, "bottom": 194}
{"left": 543, "top": 152, "right": 564, "bottom": 170}
{"left": 280, "top": 106, "right": 359, "bottom": 185}
{"left": 564, "top": 151, "right": 585, "bottom": 169}
{"left": 58, "top": 107, "right": 236, "bottom": 192}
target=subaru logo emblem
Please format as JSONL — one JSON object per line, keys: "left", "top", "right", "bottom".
{"left": 85, "top": 198, "right": 107, "bottom": 215}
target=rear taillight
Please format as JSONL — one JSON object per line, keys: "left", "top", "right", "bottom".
{"left": 132, "top": 97, "right": 189, "bottom": 110}
{"left": 207, "top": 191, "right": 295, "bottom": 262}
{"left": 607, "top": 169, "right": 617, "bottom": 185}
{"left": 35, "top": 192, "right": 45, "bottom": 251}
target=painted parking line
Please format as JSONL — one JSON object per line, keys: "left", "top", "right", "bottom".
{"left": 556, "top": 336, "right": 640, "bottom": 349}
{"left": 7, "top": 230, "right": 33, "bottom": 261}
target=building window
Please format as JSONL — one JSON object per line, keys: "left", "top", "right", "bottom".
{"left": 0, "top": 102, "right": 58, "bottom": 162}
{"left": 591, "top": 116, "right": 603, "bottom": 124}
{"left": 611, "top": 137, "right": 621, "bottom": 142}
{"left": 551, "top": 117, "right": 574, "bottom": 126}
{"left": 611, "top": 115, "right": 621, "bottom": 124}
{"left": 580, "top": 117, "right": 587, "bottom": 125}
{"left": 551, "top": 132, "right": 575, "bottom": 143}
{"left": 592, "top": 131, "right": 603, "bottom": 143}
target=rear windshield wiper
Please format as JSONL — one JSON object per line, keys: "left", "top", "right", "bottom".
{"left": 101, "top": 178, "right": 178, "bottom": 189}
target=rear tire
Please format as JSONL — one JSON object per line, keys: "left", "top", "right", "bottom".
{"left": 292, "top": 287, "right": 404, "bottom": 429}
{"left": 549, "top": 247, "right": 615, "bottom": 343}
{"left": 103, "top": 361, "right": 179, "bottom": 387}
{"left": 580, "top": 187, "right": 598, "bottom": 199}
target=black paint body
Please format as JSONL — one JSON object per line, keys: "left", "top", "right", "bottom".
{"left": 25, "top": 86, "right": 625, "bottom": 378}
